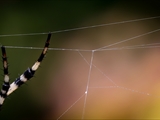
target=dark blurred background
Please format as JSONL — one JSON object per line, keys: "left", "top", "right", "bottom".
{"left": 0, "top": 0, "right": 160, "bottom": 119}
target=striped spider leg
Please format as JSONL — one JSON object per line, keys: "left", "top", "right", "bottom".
{"left": 0, "top": 33, "right": 51, "bottom": 109}
{"left": 7, "top": 33, "right": 51, "bottom": 95}
{"left": 0, "top": 46, "right": 10, "bottom": 109}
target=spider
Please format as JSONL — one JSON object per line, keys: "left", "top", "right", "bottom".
{"left": 0, "top": 33, "right": 51, "bottom": 109}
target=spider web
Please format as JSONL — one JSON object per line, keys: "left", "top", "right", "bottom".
{"left": 1, "top": 16, "right": 160, "bottom": 119}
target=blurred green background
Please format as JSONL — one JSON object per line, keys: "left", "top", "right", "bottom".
{"left": 0, "top": 0, "right": 160, "bottom": 119}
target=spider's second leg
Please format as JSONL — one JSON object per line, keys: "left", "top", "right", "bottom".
{"left": 7, "top": 33, "right": 51, "bottom": 95}
{"left": 0, "top": 46, "right": 10, "bottom": 108}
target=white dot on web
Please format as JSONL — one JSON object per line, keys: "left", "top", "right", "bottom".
{"left": 85, "top": 91, "right": 87, "bottom": 94}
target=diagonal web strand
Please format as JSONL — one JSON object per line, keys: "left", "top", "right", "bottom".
{"left": 102, "top": 45, "right": 160, "bottom": 51}
{"left": 0, "top": 16, "right": 160, "bottom": 37}
{"left": 97, "top": 42, "right": 160, "bottom": 51}
{"left": 94, "top": 28, "right": 160, "bottom": 51}
{"left": 78, "top": 51, "right": 150, "bottom": 96}
{"left": 78, "top": 51, "right": 117, "bottom": 86}
{"left": 57, "top": 93, "right": 85, "bottom": 120}
{"left": 82, "top": 51, "right": 94, "bottom": 119}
